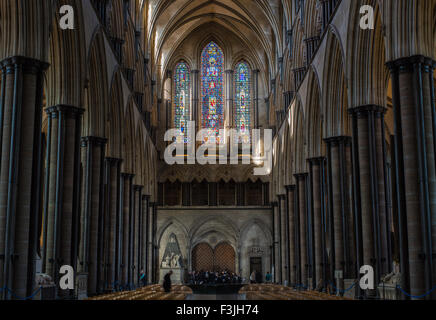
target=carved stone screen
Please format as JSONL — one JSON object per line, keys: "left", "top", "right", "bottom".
{"left": 191, "top": 180, "right": 209, "bottom": 206}
{"left": 218, "top": 180, "right": 236, "bottom": 206}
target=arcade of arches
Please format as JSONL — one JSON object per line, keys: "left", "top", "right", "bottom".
{"left": 0, "top": 0, "right": 435, "bottom": 300}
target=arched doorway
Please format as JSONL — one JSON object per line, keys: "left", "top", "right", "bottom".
{"left": 192, "top": 243, "right": 236, "bottom": 273}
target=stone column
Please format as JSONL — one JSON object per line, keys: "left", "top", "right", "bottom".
{"left": 387, "top": 56, "right": 436, "bottom": 299}
{"left": 295, "top": 174, "right": 309, "bottom": 288}
{"left": 104, "top": 158, "right": 122, "bottom": 291}
{"left": 324, "top": 136, "right": 355, "bottom": 295}
{"left": 120, "top": 173, "right": 134, "bottom": 288}
{"left": 79, "top": 136, "right": 107, "bottom": 296}
{"left": 308, "top": 157, "right": 327, "bottom": 291}
{"left": 132, "top": 185, "right": 143, "bottom": 287}
{"left": 349, "top": 105, "right": 389, "bottom": 298}
{"left": 141, "top": 195, "right": 150, "bottom": 276}
{"left": 147, "top": 202, "right": 155, "bottom": 284}
{"left": 0, "top": 57, "right": 48, "bottom": 299}
{"left": 272, "top": 201, "right": 280, "bottom": 283}
{"left": 191, "top": 70, "right": 199, "bottom": 133}
{"left": 285, "top": 185, "right": 296, "bottom": 286}
{"left": 42, "top": 105, "right": 84, "bottom": 298}
{"left": 225, "top": 70, "right": 234, "bottom": 132}
{"left": 150, "top": 202, "right": 158, "bottom": 283}
{"left": 279, "top": 195, "right": 288, "bottom": 284}
{"left": 253, "top": 69, "right": 260, "bottom": 129}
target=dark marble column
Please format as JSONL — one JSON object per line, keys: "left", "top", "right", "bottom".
{"left": 295, "top": 174, "right": 309, "bottom": 288}
{"left": 79, "top": 136, "right": 107, "bottom": 296}
{"left": 272, "top": 201, "right": 280, "bottom": 283}
{"left": 279, "top": 195, "right": 288, "bottom": 284}
{"left": 104, "top": 158, "right": 122, "bottom": 291}
{"left": 349, "top": 105, "right": 389, "bottom": 298}
{"left": 147, "top": 200, "right": 154, "bottom": 284}
{"left": 308, "top": 157, "right": 327, "bottom": 291}
{"left": 141, "top": 195, "right": 150, "bottom": 277}
{"left": 387, "top": 56, "right": 436, "bottom": 299}
{"left": 149, "top": 202, "right": 158, "bottom": 283}
{"left": 120, "top": 173, "right": 134, "bottom": 288}
{"left": 42, "top": 105, "right": 84, "bottom": 298}
{"left": 324, "top": 136, "right": 355, "bottom": 295}
{"left": 0, "top": 57, "right": 48, "bottom": 299}
{"left": 132, "top": 185, "right": 143, "bottom": 288}
{"left": 286, "top": 185, "right": 297, "bottom": 287}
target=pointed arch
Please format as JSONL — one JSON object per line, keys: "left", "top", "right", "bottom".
{"left": 322, "top": 29, "right": 350, "bottom": 137}
{"left": 306, "top": 68, "right": 324, "bottom": 158}
{"left": 85, "top": 29, "right": 109, "bottom": 138}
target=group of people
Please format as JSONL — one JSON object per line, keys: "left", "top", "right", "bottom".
{"left": 188, "top": 270, "right": 243, "bottom": 285}
{"left": 250, "top": 270, "right": 273, "bottom": 284}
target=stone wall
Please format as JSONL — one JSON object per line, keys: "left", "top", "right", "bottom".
{"left": 156, "top": 207, "right": 273, "bottom": 282}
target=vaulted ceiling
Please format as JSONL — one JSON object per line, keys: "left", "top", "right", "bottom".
{"left": 146, "top": 0, "right": 284, "bottom": 79}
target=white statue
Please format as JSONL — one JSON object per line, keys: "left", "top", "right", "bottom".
{"left": 162, "top": 255, "right": 171, "bottom": 268}
{"left": 172, "top": 254, "right": 180, "bottom": 268}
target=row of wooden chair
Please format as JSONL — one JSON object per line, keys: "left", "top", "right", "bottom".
{"left": 87, "top": 285, "right": 193, "bottom": 301}
{"left": 240, "top": 284, "right": 353, "bottom": 301}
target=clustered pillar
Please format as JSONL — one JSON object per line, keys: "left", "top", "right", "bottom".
{"left": 0, "top": 57, "right": 49, "bottom": 299}
{"left": 387, "top": 56, "right": 436, "bottom": 300}
{"left": 295, "top": 173, "right": 309, "bottom": 288}
{"left": 42, "top": 105, "right": 84, "bottom": 299}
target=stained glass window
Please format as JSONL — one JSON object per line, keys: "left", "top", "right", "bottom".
{"left": 201, "top": 42, "right": 224, "bottom": 143}
{"left": 174, "top": 61, "right": 190, "bottom": 143}
{"left": 234, "top": 61, "right": 251, "bottom": 143}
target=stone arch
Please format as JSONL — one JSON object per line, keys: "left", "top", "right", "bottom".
{"left": 121, "top": 98, "right": 135, "bottom": 173}
{"left": 107, "top": 0, "right": 124, "bottom": 40}
{"left": 292, "top": 96, "right": 307, "bottom": 173}
{"left": 347, "top": 0, "right": 387, "bottom": 107}
{"left": 322, "top": 29, "right": 350, "bottom": 137}
{"left": 46, "top": 0, "right": 86, "bottom": 108}
{"left": 305, "top": 68, "right": 324, "bottom": 158}
{"left": 292, "top": 18, "right": 305, "bottom": 70}
{"left": 123, "top": 20, "right": 136, "bottom": 70}
{"left": 381, "top": 0, "right": 435, "bottom": 61}
{"left": 107, "top": 69, "right": 124, "bottom": 158}
{"left": 85, "top": 28, "right": 109, "bottom": 138}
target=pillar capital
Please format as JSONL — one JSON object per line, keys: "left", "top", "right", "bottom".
{"left": 45, "top": 105, "right": 85, "bottom": 119}
{"left": 81, "top": 136, "right": 108, "bottom": 147}
{"left": 225, "top": 69, "right": 234, "bottom": 74}
{"left": 105, "top": 157, "right": 123, "bottom": 165}
{"left": 386, "top": 55, "right": 436, "bottom": 73}
{"left": 0, "top": 56, "right": 50, "bottom": 74}
{"left": 121, "top": 173, "right": 135, "bottom": 180}
{"left": 294, "top": 173, "right": 308, "bottom": 180}
{"left": 348, "top": 105, "right": 387, "bottom": 118}
{"left": 271, "top": 201, "right": 279, "bottom": 207}
{"left": 307, "top": 157, "right": 326, "bottom": 165}
{"left": 142, "top": 194, "right": 150, "bottom": 201}
{"left": 285, "top": 185, "right": 296, "bottom": 192}
{"left": 133, "top": 185, "right": 144, "bottom": 192}
{"left": 323, "top": 136, "right": 351, "bottom": 146}
{"left": 277, "top": 194, "right": 286, "bottom": 201}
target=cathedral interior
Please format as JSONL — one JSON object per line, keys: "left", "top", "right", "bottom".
{"left": 0, "top": 0, "right": 435, "bottom": 301}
